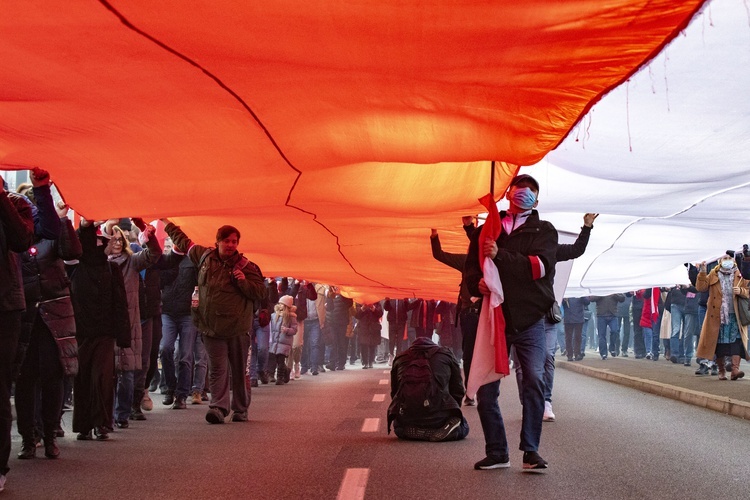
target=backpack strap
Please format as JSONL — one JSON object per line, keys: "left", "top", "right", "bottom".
{"left": 197, "top": 248, "right": 213, "bottom": 269}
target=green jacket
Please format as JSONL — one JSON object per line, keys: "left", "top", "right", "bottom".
{"left": 165, "top": 223, "right": 266, "bottom": 338}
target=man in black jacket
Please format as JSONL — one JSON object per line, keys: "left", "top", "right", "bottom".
{"left": 1, "top": 173, "right": 35, "bottom": 492}
{"left": 388, "top": 334, "right": 468, "bottom": 442}
{"left": 465, "top": 174, "right": 557, "bottom": 472}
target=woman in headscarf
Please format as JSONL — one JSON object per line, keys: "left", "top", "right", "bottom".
{"left": 695, "top": 254, "right": 750, "bottom": 380}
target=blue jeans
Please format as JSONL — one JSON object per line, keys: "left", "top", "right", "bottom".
{"left": 597, "top": 315, "right": 619, "bottom": 357}
{"left": 249, "top": 323, "right": 270, "bottom": 380}
{"left": 643, "top": 326, "right": 661, "bottom": 356}
{"left": 161, "top": 314, "right": 199, "bottom": 399}
{"left": 301, "top": 319, "right": 322, "bottom": 373}
{"left": 670, "top": 304, "right": 685, "bottom": 359}
{"left": 192, "top": 333, "right": 208, "bottom": 393}
{"left": 477, "top": 318, "right": 546, "bottom": 456}
{"left": 114, "top": 370, "right": 134, "bottom": 422}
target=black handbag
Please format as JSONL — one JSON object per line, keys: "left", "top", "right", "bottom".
{"left": 547, "top": 301, "right": 562, "bottom": 324}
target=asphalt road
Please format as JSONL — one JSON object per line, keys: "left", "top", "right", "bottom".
{"left": 5, "top": 362, "right": 750, "bottom": 499}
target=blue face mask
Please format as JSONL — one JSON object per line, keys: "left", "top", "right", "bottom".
{"left": 509, "top": 187, "right": 537, "bottom": 211}
{"left": 721, "top": 259, "right": 735, "bottom": 270}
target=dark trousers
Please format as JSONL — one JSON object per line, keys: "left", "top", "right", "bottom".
{"left": 73, "top": 336, "right": 115, "bottom": 433}
{"left": 133, "top": 317, "right": 152, "bottom": 407}
{"left": 0, "top": 311, "right": 22, "bottom": 476}
{"left": 15, "top": 318, "right": 64, "bottom": 441}
{"left": 564, "top": 323, "right": 583, "bottom": 359}
{"left": 331, "top": 323, "right": 349, "bottom": 369}
{"left": 388, "top": 322, "right": 406, "bottom": 357}
{"left": 145, "top": 314, "right": 162, "bottom": 394}
{"left": 203, "top": 334, "right": 250, "bottom": 415}
{"left": 459, "top": 309, "right": 479, "bottom": 383}
{"left": 361, "top": 344, "right": 376, "bottom": 366}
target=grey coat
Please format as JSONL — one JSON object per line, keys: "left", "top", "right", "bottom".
{"left": 110, "top": 237, "right": 161, "bottom": 371}
{"left": 268, "top": 312, "right": 298, "bottom": 357}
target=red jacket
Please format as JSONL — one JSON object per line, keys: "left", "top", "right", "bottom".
{"left": 636, "top": 288, "right": 660, "bottom": 328}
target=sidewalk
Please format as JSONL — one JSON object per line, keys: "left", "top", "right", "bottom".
{"left": 557, "top": 349, "right": 750, "bottom": 420}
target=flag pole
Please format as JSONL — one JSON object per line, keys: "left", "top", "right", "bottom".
{"left": 490, "top": 160, "right": 496, "bottom": 198}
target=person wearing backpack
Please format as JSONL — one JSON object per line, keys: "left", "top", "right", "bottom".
{"left": 162, "top": 219, "right": 266, "bottom": 424}
{"left": 387, "top": 333, "right": 468, "bottom": 442}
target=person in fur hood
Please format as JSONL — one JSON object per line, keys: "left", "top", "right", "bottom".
{"left": 268, "top": 295, "right": 298, "bottom": 385}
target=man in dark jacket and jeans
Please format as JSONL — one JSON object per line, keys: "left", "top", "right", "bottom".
{"left": 163, "top": 220, "right": 266, "bottom": 424}
{"left": 388, "top": 333, "right": 468, "bottom": 442}
{"left": 465, "top": 174, "right": 557, "bottom": 472}
{"left": 1, "top": 173, "right": 35, "bottom": 492}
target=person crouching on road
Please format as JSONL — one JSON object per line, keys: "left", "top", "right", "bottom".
{"left": 387, "top": 332, "right": 468, "bottom": 442}
{"left": 269, "top": 295, "right": 298, "bottom": 385}
{"left": 162, "top": 219, "right": 266, "bottom": 424}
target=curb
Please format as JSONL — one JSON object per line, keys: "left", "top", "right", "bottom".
{"left": 558, "top": 360, "right": 750, "bottom": 420}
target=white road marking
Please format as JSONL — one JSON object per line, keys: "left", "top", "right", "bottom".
{"left": 336, "top": 468, "right": 369, "bottom": 500}
{"left": 378, "top": 379, "right": 388, "bottom": 385}
{"left": 372, "top": 394, "right": 386, "bottom": 402}
{"left": 361, "top": 418, "right": 380, "bottom": 432}
{"left": 383, "top": 370, "right": 389, "bottom": 374}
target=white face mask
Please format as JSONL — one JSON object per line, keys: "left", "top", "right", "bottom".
{"left": 721, "top": 259, "right": 735, "bottom": 270}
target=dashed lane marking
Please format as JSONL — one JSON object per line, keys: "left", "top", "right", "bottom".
{"left": 378, "top": 379, "right": 388, "bottom": 385}
{"left": 336, "top": 468, "right": 369, "bottom": 500}
{"left": 361, "top": 418, "right": 380, "bottom": 432}
{"left": 372, "top": 394, "right": 386, "bottom": 402}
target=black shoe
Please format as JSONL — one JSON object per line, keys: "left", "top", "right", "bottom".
{"left": 250, "top": 379, "right": 259, "bottom": 387}
{"left": 566, "top": 357, "right": 574, "bottom": 362}
{"left": 231, "top": 412, "right": 248, "bottom": 422}
{"left": 312, "top": 370, "right": 319, "bottom": 376}
{"left": 162, "top": 393, "right": 174, "bottom": 406}
{"left": 172, "top": 397, "right": 187, "bottom": 410}
{"left": 54, "top": 425, "right": 65, "bottom": 438}
{"left": 43, "top": 437, "right": 60, "bottom": 459}
{"left": 711, "top": 365, "right": 719, "bottom": 376}
{"left": 77, "top": 431, "right": 93, "bottom": 441}
{"left": 474, "top": 455, "right": 510, "bottom": 470}
{"left": 259, "top": 371, "right": 269, "bottom": 384}
{"left": 429, "top": 417, "right": 462, "bottom": 442}
{"left": 17, "top": 441, "right": 36, "bottom": 459}
{"left": 695, "top": 363, "right": 710, "bottom": 375}
{"left": 621, "top": 352, "right": 629, "bottom": 358}
{"left": 684, "top": 360, "right": 691, "bottom": 367}
{"left": 574, "top": 354, "right": 584, "bottom": 361}
{"left": 610, "top": 351, "right": 617, "bottom": 358}
{"left": 115, "top": 420, "right": 129, "bottom": 429}
{"left": 205, "top": 408, "right": 225, "bottom": 424}
{"left": 522, "top": 451, "right": 548, "bottom": 472}
{"left": 94, "top": 427, "right": 110, "bottom": 440}
{"left": 670, "top": 356, "right": 679, "bottom": 364}
{"left": 130, "top": 408, "right": 146, "bottom": 421}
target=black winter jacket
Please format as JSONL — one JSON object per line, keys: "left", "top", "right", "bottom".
{"left": 466, "top": 210, "right": 558, "bottom": 333}
{"left": 0, "top": 191, "right": 34, "bottom": 312}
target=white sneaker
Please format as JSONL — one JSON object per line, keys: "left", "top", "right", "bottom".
{"left": 388, "top": 354, "right": 393, "bottom": 367}
{"left": 0, "top": 474, "right": 6, "bottom": 493}
{"left": 543, "top": 401, "right": 556, "bottom": 422}
{"left": 294, "top": 363, "right": 301, "bottom": 379}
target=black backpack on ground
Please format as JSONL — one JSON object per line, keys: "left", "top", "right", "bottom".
{"left": 388, "top": 347, "right": 441, "bottom": 432}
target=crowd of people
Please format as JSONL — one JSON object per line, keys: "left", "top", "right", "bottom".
{"left": 2, "top": 169, "right": 748, "bottom": 491}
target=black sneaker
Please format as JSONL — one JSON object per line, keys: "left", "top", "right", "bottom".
{"left": 695, "top": 364, "right": 709, "bottom": 375}
{"left": 162, "top": 393, "right": 174, "bottom": 406}
{"left": 231, "top": 412, "right": 248, "bottom": 422}
{"left": 474, "top": 455, "right": 510, "bottom": 470}
{"left": 130, "top": 409, "right": 146, "bottom": 421}
{"left": 115, "top": 420, "right": 129, "bottom": 429}
{"left": 522, "top": 451, "right": 548, "bottom": 472}
{"left": 172, "top": 397, "right": 187, "bottom": 410}
{"left": 429, "top": 417, "right": 461, "bottom": 442}
{"left": 94, "top": 427, "right": 110, "bottom": 440}
{"left": 205, "top": 408, "right": 225, "bottom": 424}
{"left": 77, "top": 431, "right": 93, "bottom": 441}
{"left": 710, "top": 365, "right": 719, "bottom": 376}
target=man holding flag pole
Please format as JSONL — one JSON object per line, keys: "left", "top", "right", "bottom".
{"left": 465, "top": 173, "right": 558, "bottom": 472}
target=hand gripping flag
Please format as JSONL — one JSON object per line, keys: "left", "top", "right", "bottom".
{"left": 466, "top": 194, "right": 509, "bottom": 398}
